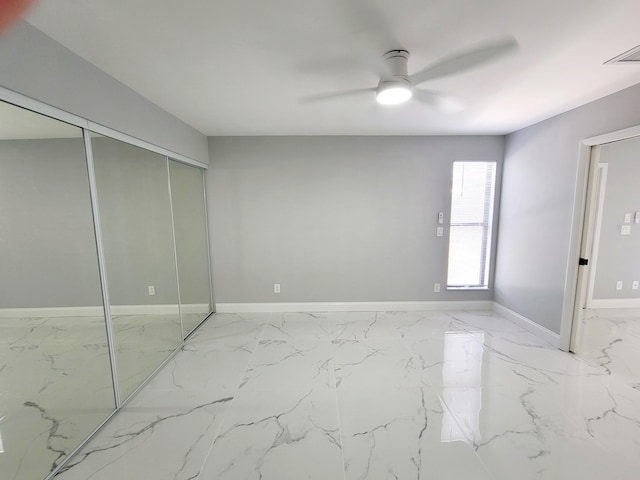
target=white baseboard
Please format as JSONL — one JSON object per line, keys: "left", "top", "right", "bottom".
{"left": 110, "top": 304, "right": 180, "bottom": 315}
{"left": 492, "top": 302, "right": 560, "bottom": 347}
{"left": 0, "top": 306, "right": 104, "bottom": 318}
{"left": 0, "top": 304, "right": 210, "bottom": 319}
{"left": 586, "top": 299, "right": 640, "bottom": 309}
{"left": 180, "top": 303, "right": 212, "bottom": 314}
{"left": 214, "top": 301, "right": 493, "bottom": 314}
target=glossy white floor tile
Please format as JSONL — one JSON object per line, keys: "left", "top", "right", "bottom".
{"left": 51, "top": 309, "right": 640, "bottom": 480}
{"left": 199, "top": 386, "right": 343, "bottom": 480}
{"left": 338, "top": 386, "right": 495, "bottom": 480}
{"left": 573, "top": 309, "right": 640, "bottom": 381}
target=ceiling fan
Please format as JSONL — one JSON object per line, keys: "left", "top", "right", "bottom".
{"left": 300, "top": 36, "right": 519, "bottom": 111}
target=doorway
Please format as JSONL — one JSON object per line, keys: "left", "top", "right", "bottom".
{"left": 568, "top": 132, "right": 640, "bottom": 352}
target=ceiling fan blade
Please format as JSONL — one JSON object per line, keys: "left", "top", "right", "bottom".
{"left": 410, "top": 36, "right": 518, "bottom": 86}
{"left": 298, "top": 87, "right": 376, "bottom": 104}
{"left": 412, "top": 88, "right": 465, "bottom": 113}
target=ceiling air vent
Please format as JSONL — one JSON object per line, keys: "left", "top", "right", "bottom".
{"left": 605, "top": 44, "right": 640, "bottom": 64}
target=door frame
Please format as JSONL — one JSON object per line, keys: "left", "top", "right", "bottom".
{"left": 559, "top": 124, "right": 640, "bottom": 351}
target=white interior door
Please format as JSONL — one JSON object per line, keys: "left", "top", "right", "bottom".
{"left": 569, "top": 145, "right": 601, "bottom": 352}
{"left": 584, "top": 163, "right": 608, "bottom": 308}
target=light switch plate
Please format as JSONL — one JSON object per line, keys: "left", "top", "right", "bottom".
{"left": 624, "top": 213, "right": 632, "bottom": 223}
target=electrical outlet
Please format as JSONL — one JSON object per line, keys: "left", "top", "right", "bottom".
{"left": 616, "top": 281, "right": 623, "bottom": 291}
{"left": 633, "top": 281, "right": 639, "bottom": 290}
{"left": 436, "top": 227, "right": 444, "bottom": 237}
{"left": 148, "top": 285, "right": 155, "bottom": 295}
{"left": 621, "top": 225, "right": 631, "bottom": 235}
{"left": 624, "top": 213, "right": 632, "bottom": 223}
{"left": 274, "top": 283, "right": 281, "bottom": 294}
{"left": 434, "top": 283, "right": 441, "bottom": 293}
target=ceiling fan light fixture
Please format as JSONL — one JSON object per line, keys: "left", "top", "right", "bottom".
{"left": 376, "top": 82, "right": 413, "bottom": 105}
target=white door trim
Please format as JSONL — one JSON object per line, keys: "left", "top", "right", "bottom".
{"left": 560, "top": 127, "right": 640, "bottom": 352}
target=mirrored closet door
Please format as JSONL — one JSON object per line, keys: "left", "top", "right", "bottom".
{"left": 90, "top": 134, "right": 184, "bottom": 401}
{"left": 0, "top": 99, "right": 213, "bottom": 480}
{"left": 169, "top": 159, "right": 212, "bottom": 336}
{"left": 0, "top": 103, "right": 116, "bottom": 480}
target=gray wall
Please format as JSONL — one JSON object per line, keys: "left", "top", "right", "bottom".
{"left": 207, "top": 136, "right": 504, "bottom": 303}
{"left": 0, "top": 138, "right": 103, "bottom": 308}
{"left": 495, "top": 82, "right": 640, "bottom": 334}
{"left": 592, "top": 136, "right": 640, "bottom": 299}
{"left": 0, "top": 22, "right": 209, "bottom": 164}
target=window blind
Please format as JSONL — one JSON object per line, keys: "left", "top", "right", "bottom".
{"left": 447, "top": 162, "right": 496, "bottom": 288}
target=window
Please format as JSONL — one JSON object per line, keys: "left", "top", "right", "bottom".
{"left": 447, "top": 162, "right": 496, "bottom": 288}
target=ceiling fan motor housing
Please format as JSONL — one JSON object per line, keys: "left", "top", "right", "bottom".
{"left": 376, "top": 50, "right": 413, "bottom": 104}
{"left": 382, "top": 49, "right": 410, "bottom": 78}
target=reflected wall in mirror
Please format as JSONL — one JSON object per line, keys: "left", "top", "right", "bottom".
{"left": 169, "top": 160, "right": 212, "bottom": 336}
{"left": 91, "top": 134, "right": 182, "bottom": 400}
{"left": 0, "top": 102, "right": 116, "bottom": 480}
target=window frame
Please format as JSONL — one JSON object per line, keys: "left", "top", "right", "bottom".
{"left": 446, "top": 161, "right": 497, "bottom": 290}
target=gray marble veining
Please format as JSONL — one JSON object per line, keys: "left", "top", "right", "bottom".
{"left": 5, "top": 309, "right": 640, "bottom": 480}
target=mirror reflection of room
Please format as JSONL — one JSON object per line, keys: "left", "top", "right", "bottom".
{"left": 90, "top": 134, "right": 183, "bottom": 400}
{"left": 0, "top": 102, "right": 115, "bottom": 480}
{"left": 168, "top": 159, "right": 212, "bottom": 335}
{"left": 0, "top": 101, "right": 213, "bottom": 480}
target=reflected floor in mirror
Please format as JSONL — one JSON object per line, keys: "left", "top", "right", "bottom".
{"left": 0, "top": 311, "right": 208, "bottom": 480}
{"left": 112, "top": 311, "right": 209, "bottom": 399}
{"left": 48, "top": 310, "right": 640, "bottom": 480}
{"left": 111, "top": 313, "right": 184, "bottom": 400}
{"left": 0, "top": 316, "right": 115, "bottom": 480}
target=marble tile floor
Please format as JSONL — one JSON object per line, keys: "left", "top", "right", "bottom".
{"left": 0, "top": 312, "right": 207, "bottom": 480}
{"left": 48, "top": 309, "right": 640, "bottom": 480}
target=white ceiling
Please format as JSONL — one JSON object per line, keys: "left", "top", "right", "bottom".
{"left": 24, "top": 0, "right": 640, "bottom": 136}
